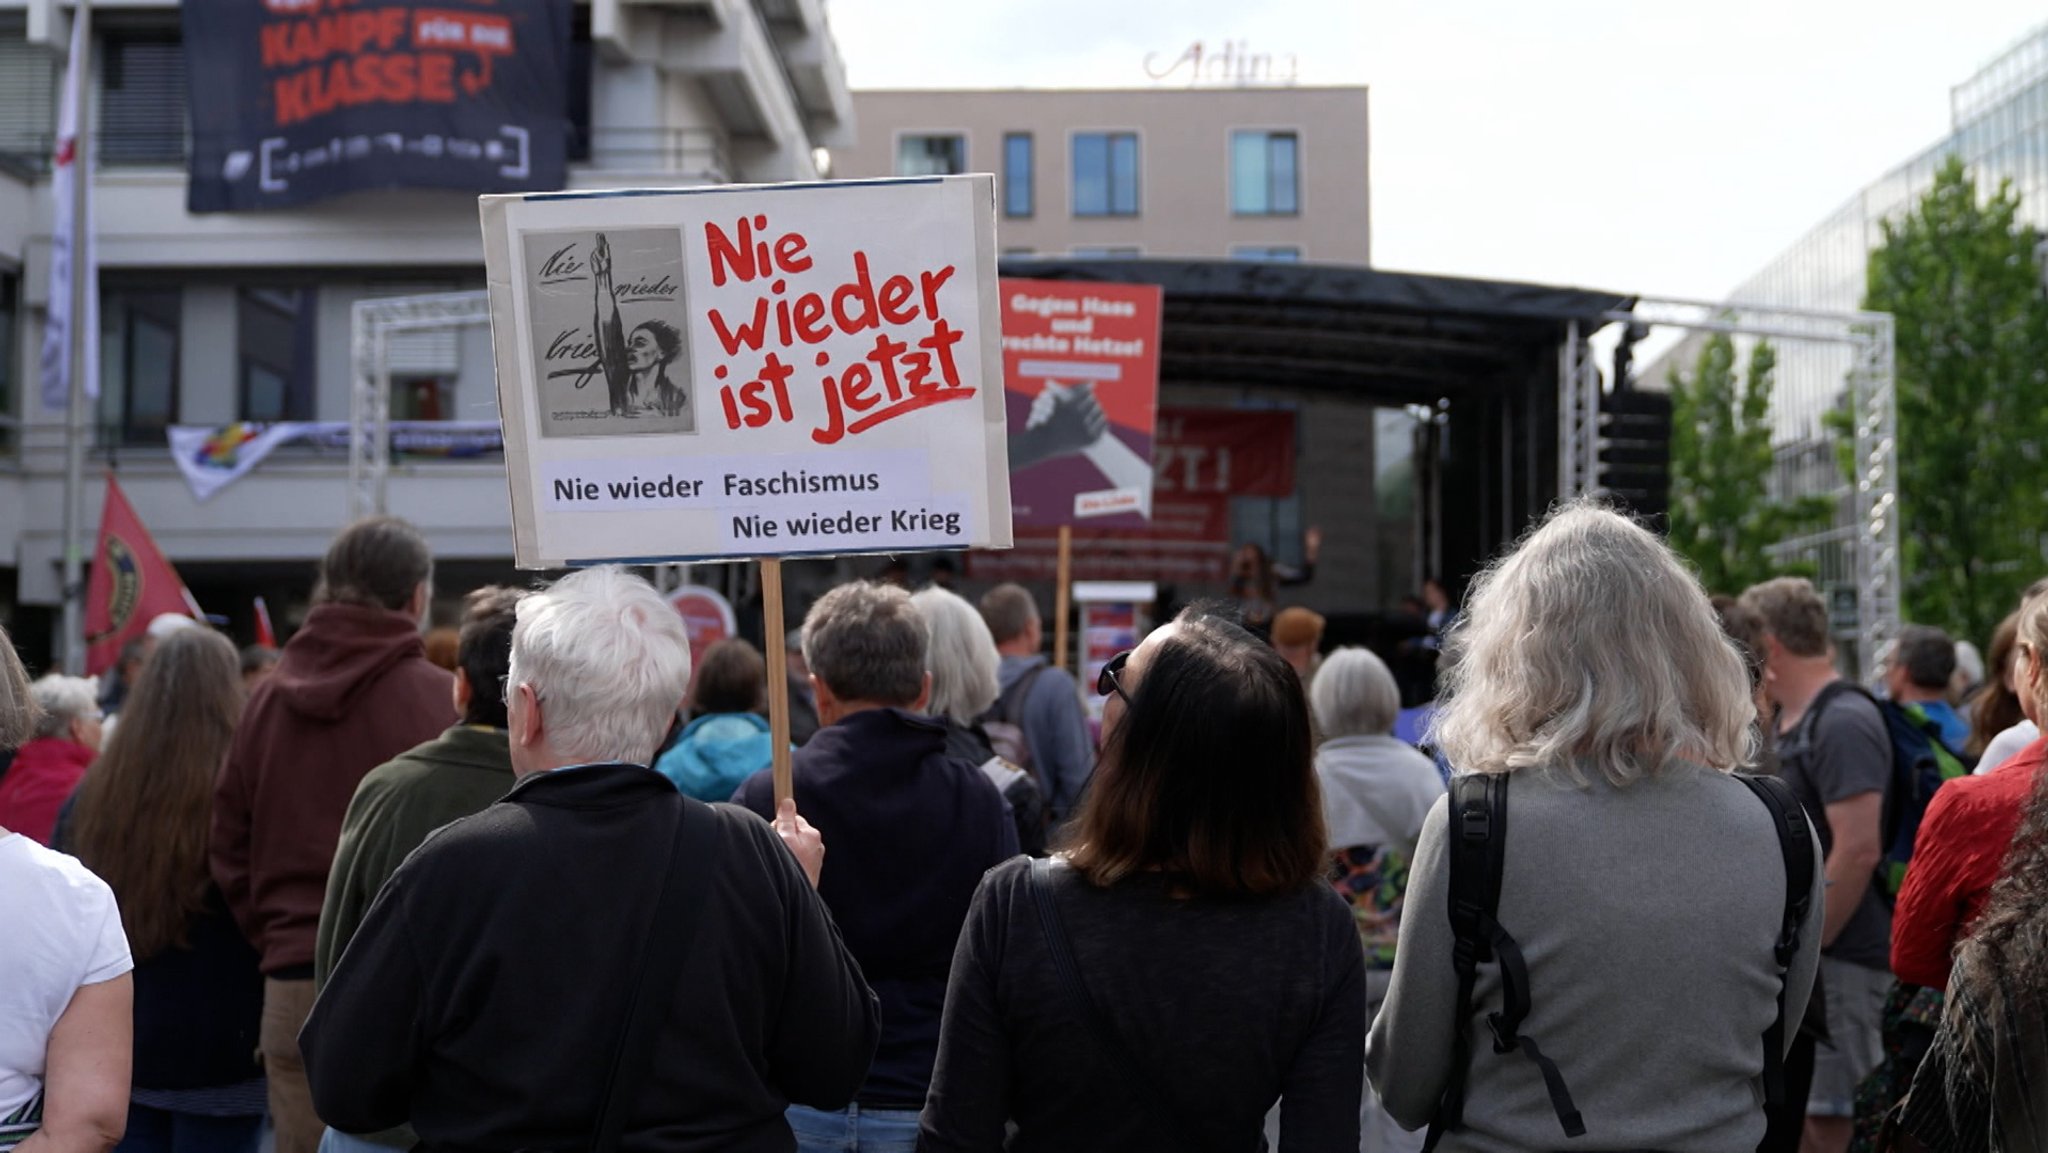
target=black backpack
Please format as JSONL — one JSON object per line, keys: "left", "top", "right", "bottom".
{"left": 1778, "top": 681, "right": 1975, "bottom": 906}
{"left": 1422, "top": 772, "right": 1815, "bottom": 1150}
{"left": 978, "top": 663, "right": 1048, "bottom": 776}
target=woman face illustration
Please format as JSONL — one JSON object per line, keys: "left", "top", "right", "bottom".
{"left": 627, "top": 326, "right": 665, "bottom": 373}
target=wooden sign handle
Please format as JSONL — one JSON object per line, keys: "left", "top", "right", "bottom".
{"left": 760, "top": 558, "right": 794, "bottom": 805}
{"left": 1054, "top": 525, "right": 1072, "bottom": 672}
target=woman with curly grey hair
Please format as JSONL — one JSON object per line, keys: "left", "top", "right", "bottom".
{"left": 1367, "top": 501, "right": 1824, "bottom": 1152}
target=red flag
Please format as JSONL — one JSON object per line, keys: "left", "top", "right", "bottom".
{"left": 84, "top": 476, "right": 195, "bottom": 675}
{"left": 253, "top": 597, "right": 276, "bottom": 649}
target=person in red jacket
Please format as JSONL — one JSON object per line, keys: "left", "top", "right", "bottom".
{"left": 1893, "top": 588, "right": 2048, "bottom": 991}
{"left": 0, "top": 674, "right": 103, "bottom": 844}
{"left": 209, "top": 516, "right": 455, "bottom": 1153}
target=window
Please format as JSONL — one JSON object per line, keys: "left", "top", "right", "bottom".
{"left": 1003, "top": 133, "right": 1033, "bottom": 217}
{"left": 1001, "top": 247, "right": 1037, "bottom": 259}
{"left": 0, "top": 37, "right": 57, "bottom": 165}
{"left": 237, "top": 287, "right": 316, "bottom": 422}
{"left": 1231, "top": 246, "right": 1303, "bottom": 262}
{"left": 1072, "top": 132, "right": 1139, "bottom": 217}
{"left": 896, "top": 133, "right": 965, "bottom": 177}
{"left": 391, "top": 376, "right": 452, "bottom": 421}
{"left": 100, "top": 31, "right": 186, "bottom": 166}
{"left": 1070, "top": 245, "right": 1142, "bottom": 260}
{"left": 99, "top": 287, "right": 181, "bottom": 446}
{"left": 1231, "top": 130, "right": 1299, "bottom": 215}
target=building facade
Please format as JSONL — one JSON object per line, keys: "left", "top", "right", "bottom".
{"left": 828, "top": 86, "right": 1414, "bottom": 619}
{"left": 1641, "top": 21, "right": 2048, "bottom": 607}
{"left": 832, "top": 86, "right": 1370, "bottom": 263}
{"left": 0, "top": 0, "right": 851, "bottom": 656}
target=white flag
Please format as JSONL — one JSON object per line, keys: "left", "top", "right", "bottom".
{"left": 40, "top": 8, "right": 97, "bottom": 412}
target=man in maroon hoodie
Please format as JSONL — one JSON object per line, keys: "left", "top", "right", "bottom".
{"left": 211, "top": 516, "right": 455, "bottom": 1153}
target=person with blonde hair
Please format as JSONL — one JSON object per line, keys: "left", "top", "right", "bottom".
{"left": 1369, "top": 501, "right": 1823, "bottom": 1151}
{"left": 912, "top": 586, "right": 1046, "bottom": 856}
{"left": 0, "top": 625, "right": 135, "bottom": 1153}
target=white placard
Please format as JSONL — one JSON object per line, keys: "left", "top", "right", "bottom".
{"left": 479, "top": 176, "right": 1013, "bottom": 567}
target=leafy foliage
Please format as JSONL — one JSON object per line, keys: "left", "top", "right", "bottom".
{"left": 1668, "top": 334, "right": 1832, "bottom": 594}
{"left": 1863, "top": 157, "right": 2048, "bottom": 643}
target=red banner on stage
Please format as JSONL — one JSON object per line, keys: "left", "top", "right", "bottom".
{"left": 84, "top": 477, "right": 196, "bottom": 675}
{"left": 971, "top": 406, "right": 1295, "bottom": 584}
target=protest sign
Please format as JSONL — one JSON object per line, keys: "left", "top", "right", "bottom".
{"left": 480, "top": 176, "right": 1013, "bottom": 569}
{"left": 183, "top": 1, "right": 571, "bottom": 213}
{"left": 1000, "top": 279, "right": 1162, "bottom": 528}
{"left": 971, "top": 406, "right": 1296, "bottom": 584}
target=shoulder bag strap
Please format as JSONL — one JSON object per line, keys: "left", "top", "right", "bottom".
{"left": 589, "top": 796, "right": 723, "bottom": 1153}
{"left": 1027, "top": 858, "right": 1230, "bottom": 1153}
{"left": 1738, "top": 772, "right": 1816, "bottom": 1111}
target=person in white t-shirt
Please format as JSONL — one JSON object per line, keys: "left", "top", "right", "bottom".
{"left": 0, "top": 626, "right": 134, "bottom": 1153}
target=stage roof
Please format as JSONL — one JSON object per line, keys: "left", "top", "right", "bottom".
{"left": 996, "top": 259, "right": 1635, "bottom": 405}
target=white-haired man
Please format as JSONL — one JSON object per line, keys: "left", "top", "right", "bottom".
{"left": 301, "top": 566, "right": 879, "bottom": 1153}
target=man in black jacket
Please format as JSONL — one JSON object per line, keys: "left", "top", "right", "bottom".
{"left": 735, "top": 581, "right": 1018, "bottom": 1153}
{"left": 301, "top": 566, "right": 879, "bottom": 1153}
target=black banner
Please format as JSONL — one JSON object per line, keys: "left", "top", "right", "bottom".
{"left": 183, "top": 1, "right": 571, "bottom": 213}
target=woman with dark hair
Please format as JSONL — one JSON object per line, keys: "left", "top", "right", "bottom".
{"left": 918, "top": 611, "right": 1364, "bottom": 1152}
{"left": 1970, "top": 611, "right": 2034, "bottom": 770}
{"left": 62, "top": 629, "right": 264, "bottom": 1153}
{"left": 654, "top": 638, "right": 772, "bottom": 803}
{"left": 1895, "top": 766, "right": 2048, "bottom": 1149}
{"left": 1227, "top": 527, "right": 1322, "bottom": 635}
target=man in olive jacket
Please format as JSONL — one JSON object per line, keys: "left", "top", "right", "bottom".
{"left": 315, "top": 586, "right": 522, "bottom": 993}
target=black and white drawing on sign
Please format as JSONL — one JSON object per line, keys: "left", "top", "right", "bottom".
{"left": 523, "top": 228, "right": 697, "bottom": 438}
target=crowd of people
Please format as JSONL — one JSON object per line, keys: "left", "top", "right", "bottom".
{"left": 0, "top": 502, "right": 2043, "bottom": 1153}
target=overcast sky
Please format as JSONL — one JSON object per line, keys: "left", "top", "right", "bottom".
{"left": 828, "top": 0, "right": 2046, "bottom": 300}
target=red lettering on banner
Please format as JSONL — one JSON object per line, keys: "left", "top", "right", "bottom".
{"left": 272, "top": 51, "right": 457, "bottom": 127}
{"left": 703, "top": 212, "right": 975, "bottom": 445}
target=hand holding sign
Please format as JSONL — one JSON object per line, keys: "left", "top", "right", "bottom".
{"left": 774, "top": 796, "right": 825, "bottom": 888}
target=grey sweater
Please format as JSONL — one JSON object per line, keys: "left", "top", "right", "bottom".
{"left": 1367, "top": 763, "right": 1823, "bottom": 1153}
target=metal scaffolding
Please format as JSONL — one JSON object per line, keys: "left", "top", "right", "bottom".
{"left": 1557, "top": 295, "right": 1900, "bottom": 682}
{"left": 348, "top": 291, "right": 493, "bottom": 520}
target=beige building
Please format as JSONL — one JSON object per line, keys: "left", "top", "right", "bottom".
{"left": 832, "top": 87, "right": 1369, "bottom": 263}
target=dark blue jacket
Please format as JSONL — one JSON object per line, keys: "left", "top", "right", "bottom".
{"left": 734, "top": 708, "right": 1018, "bottom": 1108}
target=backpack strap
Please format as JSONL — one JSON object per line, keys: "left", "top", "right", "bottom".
{"left": 589, "top": 796, "right": 723, "bottom": 1153}
{"left": 1423, "top": 775, "right": 1585, "bottom": 1151}
{"left": 1736, "top": 773, "right": 1815, "bottom": 1112}
{"left": 1001, "top": 661, "right": 1051, "bottom": 728}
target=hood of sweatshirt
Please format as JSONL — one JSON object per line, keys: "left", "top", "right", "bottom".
{"left": 265, "top": 603, "right": 433, "bottom": 724}
{"left": 656, "top": 712, "right": 774, "bottom": 802}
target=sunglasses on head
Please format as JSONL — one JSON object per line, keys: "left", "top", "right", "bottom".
{"left": 1097, "top": 649, "right": 1132, "bottom": 704}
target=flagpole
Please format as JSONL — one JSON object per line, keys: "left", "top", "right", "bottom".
{"left": 58, "top": 0, "right": 92, "bottom": 674}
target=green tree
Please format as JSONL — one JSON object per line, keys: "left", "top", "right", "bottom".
{"left": 1864, "top": 156, "right": 2048, "bottom": 642}
{"left": 1668, "top": 333, "right": 1830, "bottom": 594}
